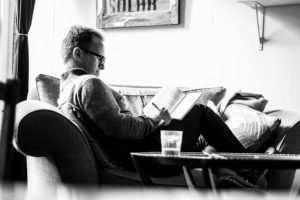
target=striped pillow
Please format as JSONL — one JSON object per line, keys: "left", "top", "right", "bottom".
{"left": 222, "top": 104, "right": 281, "bottom": 152}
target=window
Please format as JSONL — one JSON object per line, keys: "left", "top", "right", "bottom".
{"left": 0, "top": 0, "right": 15, "bottom": 81}
{"left": 0, "top": 0, "right": 15, "bottom": 134}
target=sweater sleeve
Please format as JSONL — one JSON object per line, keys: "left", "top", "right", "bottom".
{"left": 110, "top": 88, "right": 133, "bottom": 116}
{"left": 75, "top": 78, "right": 160, "bottom": 140}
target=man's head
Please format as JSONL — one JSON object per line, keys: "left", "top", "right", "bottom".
{"left": 61, "top": 25, "right": 105, "bottom": 76}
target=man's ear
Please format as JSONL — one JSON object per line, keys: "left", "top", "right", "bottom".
{"left": 72, "top": 47, "right": 82, "bottom": 61}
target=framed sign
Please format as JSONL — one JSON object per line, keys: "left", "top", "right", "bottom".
{"left": 96, "top": 0, "right": 180, "bottom": 28}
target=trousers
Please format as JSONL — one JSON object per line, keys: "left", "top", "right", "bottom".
{"left": 140, "top": 104, "right": 246, "bottom": 153}
{"left": 118, "top": 104, "right": 246, "bottom": 172}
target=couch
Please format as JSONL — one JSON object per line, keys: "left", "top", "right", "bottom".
{"left": 13, "top": 74, "right": 300, "bottom": 193}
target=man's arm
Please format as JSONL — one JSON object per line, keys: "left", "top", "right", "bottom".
{"left": 110, "top": 88, "right": 133, "bottom": 116}
{"left": 76, "top": 78, "right": 161, "bottom": 140}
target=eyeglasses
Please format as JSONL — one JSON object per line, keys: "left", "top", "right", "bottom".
{"left": 78, "top": 47, "right": 105, "bottom": 68}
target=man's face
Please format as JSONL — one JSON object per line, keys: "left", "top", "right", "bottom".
{"left": 80, "top": 36, "right": 105, "bottom": 77}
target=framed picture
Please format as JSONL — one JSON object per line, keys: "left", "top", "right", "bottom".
{"left": 96, "top": 0, "right": 180, "bottom": 28}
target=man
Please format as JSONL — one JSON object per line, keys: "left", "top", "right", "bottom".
{"left": 58, "top": 25, "right": 250, "bottom": 185}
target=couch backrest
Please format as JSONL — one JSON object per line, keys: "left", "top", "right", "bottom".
{"left": 29, "top": 74, "right": 226, "bottom": 116}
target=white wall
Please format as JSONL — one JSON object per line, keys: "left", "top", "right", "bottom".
{"left": 29, "top": 0, "right": 300, "bottom": 112}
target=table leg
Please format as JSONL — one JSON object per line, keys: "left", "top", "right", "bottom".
{"left": 202, "top": 166, "right": 217, "bottom": 193}
{"left": 183, "top": 166, "right": 217, "bottom": 194}
{"left": 182, "top": 166, "right": 198, "bottom": 192}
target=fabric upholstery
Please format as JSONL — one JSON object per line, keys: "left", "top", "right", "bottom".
{"left": 35, "top": 74, "right": 60, "bottom": 106}
{"left": 110, "top": 85, "right": 160, "bottom": 116}
{"left": 218, "top": 90, "right": 269, "bottom": 115}
{"left": 265, "top": 110, "right": 300, "bottom": 151}
{"left": 13, "top": 100, "right": 99, "bottom": 185}
{"left": 221, "top": 104, "right": 281, "bottom": 152}
{"left": 26, "top": 156, "right": 61, "bottom": 191}
{"left": 263, "top": 110, "right": 300, "bottom": 191}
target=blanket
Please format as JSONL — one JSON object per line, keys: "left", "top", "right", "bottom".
{"left": 217, "top": 90, "right": 269, "bottom": 117}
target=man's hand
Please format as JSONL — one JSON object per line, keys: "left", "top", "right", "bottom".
{"left": 153, "top": 108, "right": 172, "bottom": 126}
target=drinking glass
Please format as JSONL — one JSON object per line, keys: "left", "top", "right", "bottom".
{"left": 160, "top": 130, "right": 183, "bottom": 156}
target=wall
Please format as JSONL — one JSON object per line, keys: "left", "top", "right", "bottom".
{"left": 29, "top": 0, "right": 300, "bottom": 112}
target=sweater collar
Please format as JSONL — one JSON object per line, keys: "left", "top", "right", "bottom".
{"left": 60, "top": 68, "right": 90, "bottom": 89}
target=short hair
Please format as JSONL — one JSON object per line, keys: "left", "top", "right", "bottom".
{"left": 61, "top": 25, "right": 104, "bottom": 63}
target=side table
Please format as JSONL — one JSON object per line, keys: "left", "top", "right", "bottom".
{"left": 131, "top": 152, "right": 300, "bottom": 192}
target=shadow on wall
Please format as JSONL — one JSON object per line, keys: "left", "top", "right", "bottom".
{"left": 266, "top": 5, "right": 300, "bottom": 37}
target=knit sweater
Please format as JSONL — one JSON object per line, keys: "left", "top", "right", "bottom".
{"left": 57, "top": 68, "right": 161, "bottom": 169}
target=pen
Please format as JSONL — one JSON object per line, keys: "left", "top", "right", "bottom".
{"left": 152, "top": 103, "right": 165, "bottom": 126}
{"left": 152, "top": 102, "right": 162, "bottom": 111}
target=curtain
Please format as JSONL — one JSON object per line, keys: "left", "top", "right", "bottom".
{"left": 11, "top": 0, "right": 36, "bottom": 181}
{"left": 14, "top": 0, "right": 36, "bottom": 100}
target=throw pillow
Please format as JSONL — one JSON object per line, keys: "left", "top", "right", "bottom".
{"left": 221, "top": 104, "right": 281, "bottom": 152}
{"left": 35, "top": 74, "right": 60, "bottom": 107}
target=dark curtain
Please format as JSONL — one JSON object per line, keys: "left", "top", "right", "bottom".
{"left": 14, "top": 0, "right": 35, "bottom": 100}
{"left": 10, "top": 0, "right": 36, "bottom": 181}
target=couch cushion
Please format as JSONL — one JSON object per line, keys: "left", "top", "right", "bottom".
{"left": 222, "top": 104, "right": 281, "bottom": 152}
{"left": 34, "top": 74, "right": 60, "bottom": 106}
{"left": 110, "top": 85, "right": 161, "bottom": 116}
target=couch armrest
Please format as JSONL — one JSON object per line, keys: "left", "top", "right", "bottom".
{"left": 264, "top": 109, "right": 300, "bottom": 191}
{"left": 264, "top": 109, "right": 300, "bottom": 151}
{"left": 14, "top": 100, "right": 99, "bottom": 185}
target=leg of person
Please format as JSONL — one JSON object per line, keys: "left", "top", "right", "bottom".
{"left": 166, "top": 104, "right": 246, "bottom": 153}
{"left": 193, "top": 104, "right": 246, "bottom": 153}
{"left": 142, "top": 105, "right": 263, "bottom": 189}
{"left": 125, "top": 104, "right": 246, "bottom": 174}
{"left": 185, "top": 105, "right": 267, "bottom": 189}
